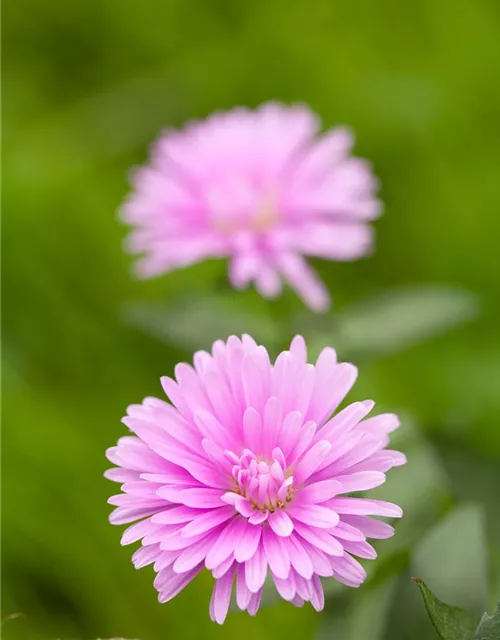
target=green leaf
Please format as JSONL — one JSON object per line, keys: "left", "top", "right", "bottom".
{"left": 124, "top": 295, "right": 281, "bottom": 352}
{"left": 413, "top": 578, "right": 479, "bottom": 640}
{"left": 336, "top": 285, "right": 479, "bottom": 357}
{"left": 412, "top": 504, "right": 488, "bottom": 613}
{"left": 474, "top": 602, "right": 500, "bottom": 640}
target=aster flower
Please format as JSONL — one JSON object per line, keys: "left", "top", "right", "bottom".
{"left": 106, "top": 335, "right": 405, "bottom": 623}
{"left": 121, "top": 102, "right": 381, "bottom": 311}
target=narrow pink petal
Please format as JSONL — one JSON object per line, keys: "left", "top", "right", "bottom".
{"left": 288, "top": 420, "right": 317, "bottom": 463}
{"left": 294, "top": 522, "right": 344, "bottom": 556}
{"left": 160, "top": 527, "right": 212, "bottom": 551}
{"left": 277, "top": 252, "right": 330, "bottom": 312}
{"left": 194, "top": 411, "right": 233, "bottom": 452}
{"left": 262, "top": 396, "right": 283, "bottom": 454}
{"left": 120, "top": 518, "right": 155, "bottom": 545}
{"left": 284, "top": 535, "right": 314, "bottom": 579}
{"left": 288, "top": 504, "right": 339, "bottom": 529}
{"left": 132, "top": 543, "right": 161, "bottom": 569}
{"left": 104, "top": 468, "right": 140, "bottom": 483}
{"left": 173, "top": 534, "right": 217, "bottom": 573}
{"left": 291, "top": 595, "right": 305, "bottom": 608}
{"left": 209, "top": 565, "right": 236, "bottom": 625}
{"left": 293, "top": 441, "right": 331, "bottom": 484}
{"left": 247, "top": 588, "right": 263, "bottom": 616}
{"left": 154, "top": 549, "right": 178, "bottom": 571}
{"left": 243, "top": 407, "right": 263, "bottom": 452}
{"left": 205, "top": 518, "right": 246, "bottom": 569}
{"left": 318, "top": 401, "right": 373, "bottom": 442}
{"left": 307, "top": 362, "right": 358, "bottom": 426}
{"left": 236, "top": 564, "right": 253, "bottom": 610}
{"left": 297, "top": 479, "right": 342, "bottom": 504}
{"left": 180, "top": 506, "right": 235, "bottom": 538}
{"left": 273, "top": 572, "right": 296, "bottom": 601}
{"left": 245, "top": 545, "right": 268, "bottom": 593}
{"left": 268, "top": 510, "right": 294, "bottom": 537}
{"left": 151, "top": 506, "right": 205, "bottom": 525}
{"left": 326, "top": 498, "right": 403, "bottom": 518}
{"left": 156, "top": 564, "right": 203, "bottom": 603}
{"left": 289, "top": 335, "right": 307, "bottom": 362}
{"left": 326, "top": 436, "right": 386, "bottom": 475}
{"left": 249, "top": 510, "right": 268, "bottom": 525}
{"left": 300, "top": 540, "right": 334, "bottom": 577}
{"left": 335, "top": 471, "right": 386, "bottom": 493}
{"left": 329, "top": 521, "right": 365, "bottom": 541}
{"left": 341, "top": 515, "right": 395, "bottom": 539}
{"left": 110, "top": 506, "right": 160, "bottom": 525}
{"left": 157, "top": 487, "right": 224, "bottom": 508}
{"left": 277, "top": 410, "right": 303, "bottom": 459}
{"left": 330, "top": 553, "right": 366, "bottom": 586}
{"left": 234, "top": 497, "right": 255, "bottom": 518}
{"left": 341, "top": 539, "right": 377, "bottom": 559}
{"left": 360, "top": 413, "right": 400, "bottom": 435}
{"left": 212, "top": 555, "right": 235, "bottom": 579}
{"left": 311, "top": 574, "right": 325, "bottom": 611}
{"left": 263, "top": 526, "right": 290, "bottom": 579}
{"left": 293, "top": 572, "right": 313, "bottom": 600}
{"left": 347, "top": 449, "right": 407, "bottom": 474}
{"left": 234, "top": 520, "right": 261, "bottom": 562}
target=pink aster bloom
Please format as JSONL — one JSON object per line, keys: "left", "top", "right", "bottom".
{"left": 121, "top": 102, "right": 381, "bottom": 311}
{"left": 106, "top": 336, "right": 405, "bottom": 623}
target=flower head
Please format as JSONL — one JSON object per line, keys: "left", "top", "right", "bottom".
{"left": 106, "top": 335, "right": 405, "bottom": 623}
{"left": 121, "top": 103, "right": 381, "bottom": 311}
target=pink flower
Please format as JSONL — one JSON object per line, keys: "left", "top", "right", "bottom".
{"left": 121, "top": 103, "right": 381, "bottom": 311}
{"left": 106, "top": 335, "right": 405, "bottom": 623}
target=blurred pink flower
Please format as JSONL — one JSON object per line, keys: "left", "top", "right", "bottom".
{"left": 121, "top": 103, "right": 381, "bottom": 311}
{"left": 106, "top": 335, "right": 405, "bottom": 623}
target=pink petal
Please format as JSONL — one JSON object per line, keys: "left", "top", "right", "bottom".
{"left": 294, "top": 522, "right": 344, "bottom": 556}
{"left": 245, "top": 546, "right": 268, "bottom": 593}
{"left": 263, "top": 526, "right": 290, "bottom": 579}
{"left": 335, "top": 471, "right": 386, "bottom": 493}
{"left": 180, "top": 506, "right": 235, "bottom": 538}
{"left": 234, "top": 520, "right": 261, "bottom": 562}
{"left": 293, "top": 441, "right": 331, "bottom": 484}
{"left": 341, "top": 515, "right": 395, "bottom": 539}
{"left": 156, "top": 486, "right": 224, "bottom": 509}
{"left": 212, "top": 555, "right": 235, "bottom": 579}
{"left": 209, "top": 565, "right": 236, "bottom": 625}
{"left": 205, "top": 517, "right": 246, "bottom": 569}
{"left": 273, "top": 572, "right": 296, "bottom": 601}
{"left": 268, "top": 510, "right": 294, "bottom": 537}
{"left": 289, "top": 504, "right": 339, "bottom": 529}
{"left": 236, "top": 564, "right": 253, "bottom": 610}
{"left": 326, "top": 498, "right": 403, "bottom": 518}
{"left": 311, "top": 574, "right": 325, "bottom": 611}
{"left": 173, "top": 534, "right": 217, "bottom": 573}
{"left": 297, "top": 479, "right": 342, "bottom": 504}
{"left": 284, "top": 535, "right": 314, "bottom": 579}
{"left": 156, "top": 564, "right": 203, "bottom": 603}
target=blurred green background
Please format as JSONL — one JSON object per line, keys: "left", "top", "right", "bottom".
{"left": 3, "top": 1, "right": 500, "bottom": 639}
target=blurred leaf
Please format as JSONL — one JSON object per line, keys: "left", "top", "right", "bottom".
{"left": 474, "top": 601, "right": 500, "bottom": 640}
{"left": 412, "top": 504, "right": 488, "bottom": 613}
{"left": 368, "top": 414, "right": 450, "bottom": 565}
{"left": 124, "top": 295, "right": 281, "bottom": 352}
{"left": 413, "top": 578, "right": 479, "bottom": 640}
{"left": 336, "top": 286, "right": 479, "bottom": 357}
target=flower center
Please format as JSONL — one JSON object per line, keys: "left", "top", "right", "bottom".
{"left": 211, "top": 189, "right": 278, "bottom": 235}
{"left": 227, "top": 447, "right": 294, "bottom": 512}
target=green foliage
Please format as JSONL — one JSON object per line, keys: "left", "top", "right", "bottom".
{"left": 474, "top": 602, "right": 500, "bottom": 640}
{"left": 413, "top": 579, "right": 479, "bottom": 640}
{"left": 412, "top": 505, "right": 489, "bottom": 613}
{"left": 3, "top": 0, "right": 500, "bottom": 639}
